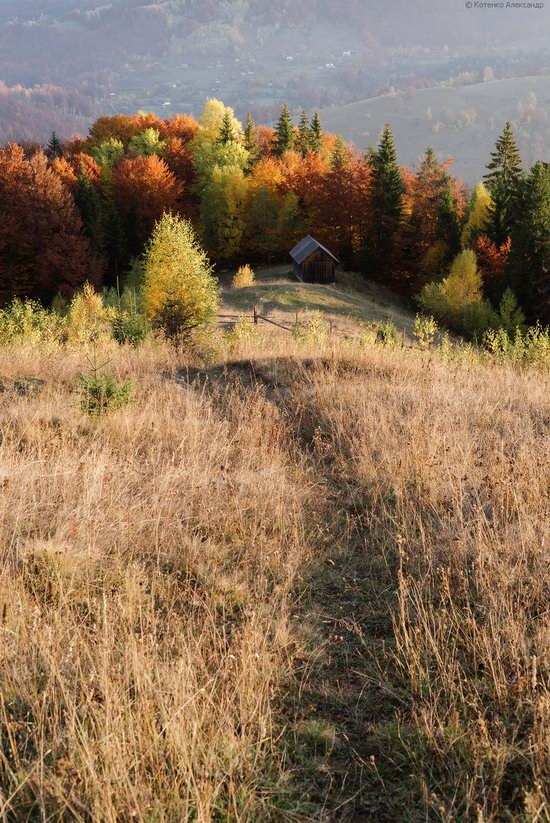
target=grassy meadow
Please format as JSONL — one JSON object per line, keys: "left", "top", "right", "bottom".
{"left": 1, "top": 310, "right": 549, "bottom": 820}
{"left": 222, "top": 267, "right": 417, "bottom": 338}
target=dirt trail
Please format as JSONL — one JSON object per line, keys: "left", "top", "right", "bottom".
{"left": 178, "top": 357, "right": 400, "bottom": 821}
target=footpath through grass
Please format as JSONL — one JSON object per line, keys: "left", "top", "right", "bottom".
{"left": 1, "top": 333, "right": 549, "bottom": 821}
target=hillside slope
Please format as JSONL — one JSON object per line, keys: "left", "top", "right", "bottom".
{"left": 2, "top": 332, "right": 549, "bottom": 819}
{"left": 222, "top": 267, "right": 416, "bottom": 337}
{"left": 322, "top": 74, "right": 550, "bottom": 183}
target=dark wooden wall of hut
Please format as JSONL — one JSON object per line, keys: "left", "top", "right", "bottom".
{"left": 297, "top": 249, "right": 335, "bottom": 284}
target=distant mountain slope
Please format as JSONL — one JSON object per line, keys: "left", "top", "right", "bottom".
{"left": 0, "top": 1, "right": 549, "bottom": 145}
{"left": 321, "top": 75, "right": 550, "bottom": 184}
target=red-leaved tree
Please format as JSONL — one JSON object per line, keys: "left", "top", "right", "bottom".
{"left": 0, "top": 145, "right": 101, "bottom": 303}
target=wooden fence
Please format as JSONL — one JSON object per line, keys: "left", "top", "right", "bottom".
{"left": 216, "top": 306, "right": 294, "bottom": 332}
{"left": 217, "top": 306, "right": 339, "bottom": 336}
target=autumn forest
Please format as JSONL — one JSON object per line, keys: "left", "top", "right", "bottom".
{"left": 1, "top": 98, "right": 549, "bottom": 338}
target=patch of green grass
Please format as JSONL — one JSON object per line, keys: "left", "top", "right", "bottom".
{"left": 222, "top": 271, "right": 415, "bottom": 335}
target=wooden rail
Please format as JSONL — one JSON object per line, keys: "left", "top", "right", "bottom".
{"left": 217, "top": 306, "right": 294, "bottom": 332}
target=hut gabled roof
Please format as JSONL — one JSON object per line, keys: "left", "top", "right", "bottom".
{"left": 289, "top": 235, "right": 339, "bottom": 265}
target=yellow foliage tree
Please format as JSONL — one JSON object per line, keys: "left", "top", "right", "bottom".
{"left": 462, "top": 182, "right": 493, "bottom": 247}
{"left": 197, "top": 99, "right": 243, "bottom": 143}
{"left": 441, "top": 249, "right": 483, "bottom": 310}
{"left": 66, "top": 283, "right": 109, "bottom": 344}
{"left": 419, "top": 249, "right": 496, "bottom": 338}
{"left": 232, "top": 265, "right": 255, "bottom": 288}
{"left": 141, "top": 213, "right": 219, "bottom": 336}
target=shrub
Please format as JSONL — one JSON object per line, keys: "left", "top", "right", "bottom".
{"left": 483, "top": 324, "right": 550, "bottom": 369}
{"left": 232, "top": 265, "right": 255, "bottom": 288}
{"left": 0, "top": 299, "right": 63, "bottom": 346}
{"left": 226, "top": 317, "right": 261, "bottom": 348}
{"left": 413, "top": 314, "right": 438, "bottom": 348}
{"left": 142, "top": 214, "right": 219, "bottom": 338}
{"left": 111, "top": 310, "right": 150, "bottom": 346}
{"left": 497, "top": 288, "right": 526, "bottom": 336}
{"left": 79, "top": 354, "right": 135, "bottom": 416}
{"left": 67, "top": 283, "right": 110, "bottom": 345}
{"left": 105, "top": 288, "right": 150, "bottom": 346}
{"left": 292, "top": 310, "right": 328, "bottom": 345}
{"left": 459, "top": 299, "right": 498, "bottom": 340}
{"left": 354, "top": 322, "right": 379, "bottom": 348}
{"left": 376, "top": 320, "right": 401, "bottom": 347}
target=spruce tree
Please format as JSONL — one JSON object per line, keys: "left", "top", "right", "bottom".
{"left": 297, "top": 110, "right": 311, "bottom": 158}
{"left": 310, "top": 112, "right": 323, "bottom": 153}
{"left": 373, "top": 124, "right": 403, "bottom": 221}
{"left": 330, "top": 135, "right": 347, "bottom": 171}
{"left": 508, "top": 161, "right": 550, "bottom": 316}
{"left": 74, "top": 171, "right": 102, "bottom": 257}
{"left": 484, "top": 122, "right": 522, "bottom": 246}
{"left": 365, "top": 124, "right": 404, "bottom": 279}
{"left": 243, "top": 113, "right": 259, "bottom": 163}
{"left": 437, "top": 180, "right": 460, "bottom": 258}
{"left": 99, "top": 167, "right": 128, "bottom": 281}
{"left": 273, "top": 104, "right": 294, "bottom": 157}
{"left": 47, "top": 131, "right": 63, "bottom": 159}
{"left": 218, "top": 110, "right": 236, "bottom": 145}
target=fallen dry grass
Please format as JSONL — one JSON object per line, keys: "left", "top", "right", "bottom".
{"left": 0, "top": 335, "right": 549, "bottom": 821}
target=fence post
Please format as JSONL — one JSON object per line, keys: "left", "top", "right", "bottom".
{"left": 253, "top": 305, "right": 258, "bottom": 325}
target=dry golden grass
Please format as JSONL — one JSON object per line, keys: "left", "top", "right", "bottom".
{"left": 0, "top": 340, "right": 313, "bottom": 820}
{"left": 1, "top": 333, "right": 549, "bottom": 821}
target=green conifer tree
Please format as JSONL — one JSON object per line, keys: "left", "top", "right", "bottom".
{"left": 508, "top": 161, "right": 550, "bottom": 315}
{"left": 330, "top": 135, "right": 348, "bottom": 171}
{"left": 273, "top": 103, "right": 294, "bottom": 157}
{"left": 218, "top": 110, "right": 236, "bottom": 145}
{"left": 297, "top": 110, "right": 311, "bottom": 158}
{"left": 309, "top": 112, "right": 323, "bottom": 153}
{"left": 484, "top": 122, "right": 522, "bottom": 245}
{"left": 99, "top": 167, "right": 128, "bottom": 281}
{"left": 47, "top": 132, "right": 63, "bottom": 159}
{"left": 74, "top": 171, "right": 102, "bottom": 257}
{"left": 366, "top": 124, "right": 404, "bottom": 279}
{"left": 437, "top": 179, "right": 460, "bottom": 258}
{"left": 243, "top": 113, "right": 259, "bottom": 166}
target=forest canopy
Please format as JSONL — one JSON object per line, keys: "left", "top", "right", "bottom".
{"left": 0, "top": 102, "right": 548, "bottom": 338}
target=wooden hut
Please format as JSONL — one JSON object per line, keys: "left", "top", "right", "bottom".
{"left": 289, "top": 236, "right": 338, "bottom": 284}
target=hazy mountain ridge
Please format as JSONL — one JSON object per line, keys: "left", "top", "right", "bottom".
{"left": 0, "top": 1, "right": 549, "bottom": 153}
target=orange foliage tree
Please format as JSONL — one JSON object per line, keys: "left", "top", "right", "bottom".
{"left": 472, "top": 236, "right": 511, "bottom": 303}
{"left": 312, "top": 146, "right": 372, "bottom": 264}
{"left": 0, "top": 145, "right": 100, "bottom": 302}
{"left": 113, "top": 155, "right": 183, "bottom": 253}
